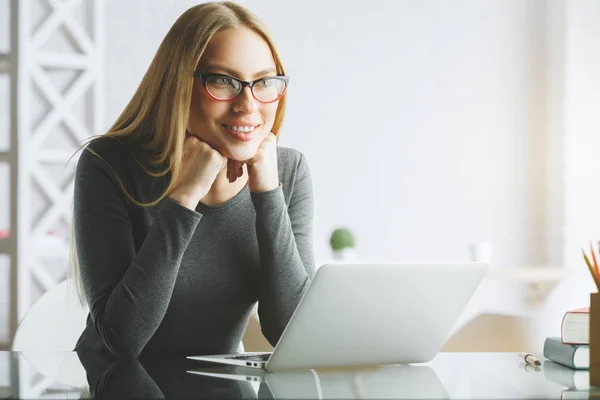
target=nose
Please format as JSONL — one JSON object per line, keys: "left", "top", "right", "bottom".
{"left": 232, "top": 86, "right": 258, "bottom": 114}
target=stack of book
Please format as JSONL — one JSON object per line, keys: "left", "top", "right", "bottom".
{"left": 543, "top": 307, "right": 590, "bottom": 399}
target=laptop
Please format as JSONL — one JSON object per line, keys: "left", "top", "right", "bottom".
{"left": 187, "top": 364, "right": 449, "bottom": 399}
{"left": 188, "top": 262, "right": 488, "bottom": 371}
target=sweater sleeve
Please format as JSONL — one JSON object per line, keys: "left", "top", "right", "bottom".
{"left": 74, "top": 148, "right": 201, "bottom": 357}
{"left": 250, "top": 152, "right": 315, "bottom": 346}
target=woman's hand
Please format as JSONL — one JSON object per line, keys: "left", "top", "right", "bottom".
{"left": 228, "top": 133, "right": 279, "bottom": 193}
{"left": 169, "top": 134, "right": 227, "bottom": 210}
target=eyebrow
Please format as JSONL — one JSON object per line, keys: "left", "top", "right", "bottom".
{"left": 203, "top": 64, "right": 278, "bottom": 79}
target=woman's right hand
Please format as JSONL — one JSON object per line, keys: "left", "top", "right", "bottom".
{"left": 169, "top": 134, "right": 227, "bottom": 210}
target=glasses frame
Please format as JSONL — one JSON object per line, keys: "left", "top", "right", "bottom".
{"left": 193, "top": 72, "right": 289, "bottom": 104}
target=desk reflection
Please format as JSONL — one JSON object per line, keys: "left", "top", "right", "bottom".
{"left": 6, "top": 352, "right": 570, "bottom": 399}
{"left": 77, "top": 350, "right": 258, "bottom": 399}
{"left": 187, "top": 363, "right": 449, "bottom": 399}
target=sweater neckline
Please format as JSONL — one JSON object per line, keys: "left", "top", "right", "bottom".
{"left": 195, "top": 183, "right": 250, "bottom": 212}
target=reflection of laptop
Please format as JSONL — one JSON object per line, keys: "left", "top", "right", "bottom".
{"left": 188, "top": 262, "right": 488, "bottom": 372}
{"left": 188, "top": 364, "right": 450, "bottom": 399}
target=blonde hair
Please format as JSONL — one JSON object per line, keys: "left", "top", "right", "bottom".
{"left": 69, "top": 1, "right": 287, "bottom": 305}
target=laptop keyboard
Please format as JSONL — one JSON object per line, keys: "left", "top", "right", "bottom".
{"left": 226, "top": 353, "right": 271, "bottom": 362}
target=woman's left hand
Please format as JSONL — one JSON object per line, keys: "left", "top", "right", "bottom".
{"left": 227, "top": 133, "right": 279, "bottom": 192}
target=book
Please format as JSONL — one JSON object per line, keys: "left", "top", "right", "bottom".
{"left": 544, "top": 360, "right": 589, "bottom": 390}
{"left": 544, "top": 337, "right": 589, "bottom": 370}
{"left": 562, "top": 307, "right": 589, "bottom": 345}
{"left": 560, "top": 387, "right": 600, "bottom": 400}
{"left": 561, "top": 388, "right": 594, "bottom": 400}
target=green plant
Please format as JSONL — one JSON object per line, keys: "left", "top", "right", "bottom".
{"left": 329, "top": 228, "right": 356, "bottom": 251}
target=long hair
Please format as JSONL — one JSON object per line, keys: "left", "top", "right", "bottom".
{"left": 69, "top": 2, "right": 288, "bottom": 305}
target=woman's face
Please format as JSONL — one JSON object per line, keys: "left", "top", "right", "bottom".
{"left": 188, "top": 27, "right": 280, "bottom": 162}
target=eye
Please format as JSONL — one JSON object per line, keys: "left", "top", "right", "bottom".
{"left": 255, "top": 78, "right": 275, "bottom": 88}
{"left": 212, "top": 76, "right": 235, "bottom": 86}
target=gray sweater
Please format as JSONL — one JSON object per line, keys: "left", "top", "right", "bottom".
{"left": 73, "top": 137, "right": 315, "bottom": 358}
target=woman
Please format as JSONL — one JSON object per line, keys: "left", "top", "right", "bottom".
{"left": 72, "top": 1, "right": 315, "bottom": 358}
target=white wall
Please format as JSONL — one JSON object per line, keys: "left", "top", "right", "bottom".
{"left": 563, "top": 1, "right": 600, "bottom": 269}
{"left": 2, "top": 0, "right": 599, "bottom": 352}
{"left": 104, "top": 0, "right": 548, "bottom": 267}
{"left": 3, "top": 0, "right": 597, "bottom": 283}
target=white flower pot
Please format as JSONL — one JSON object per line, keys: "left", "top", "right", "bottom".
{"left": 332, "top": 248, "right": 356, "bottom": 262}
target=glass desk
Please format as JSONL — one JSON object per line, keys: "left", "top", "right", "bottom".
{"left": 0, "top": 351, "right": 594, "bottom": 399}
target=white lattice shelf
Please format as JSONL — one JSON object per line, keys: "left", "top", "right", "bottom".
{"left": 4, "top": 0, "right": 104, "bottom": 352}
{"left": 0, "top": 52, "right": 8, "bottom": 74}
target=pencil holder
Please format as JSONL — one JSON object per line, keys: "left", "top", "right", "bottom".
{"left": 591, "top": 292, "right": 600, "bottom": 386}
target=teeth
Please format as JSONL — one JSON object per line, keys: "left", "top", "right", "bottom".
{"left": 226, "top": 125, "right": 256, "bottom": 133}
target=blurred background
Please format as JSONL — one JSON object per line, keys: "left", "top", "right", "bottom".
{"left": 1, "top": 0, "right": 600, "bottom": 353}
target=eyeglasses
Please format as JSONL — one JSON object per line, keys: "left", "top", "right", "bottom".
{"left": 194, "top": 72, "right": 289, "bottom": 104}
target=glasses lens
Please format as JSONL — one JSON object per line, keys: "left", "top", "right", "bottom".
{"left": 205, "top": 75, "right": 241, "bottom": 100}
{"left": 252, "top": 78, "right": 287, "bottom": 102}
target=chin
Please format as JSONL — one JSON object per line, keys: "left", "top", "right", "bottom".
{"left": 222, "top": 143, "right": 260, "bottom": 162}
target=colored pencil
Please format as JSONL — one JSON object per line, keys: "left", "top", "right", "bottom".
{"left": 582, "top": 249, "right": 600, "bottom": 290}
{"left": 591, "top": 241, "right": 600, "bottom": 277}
